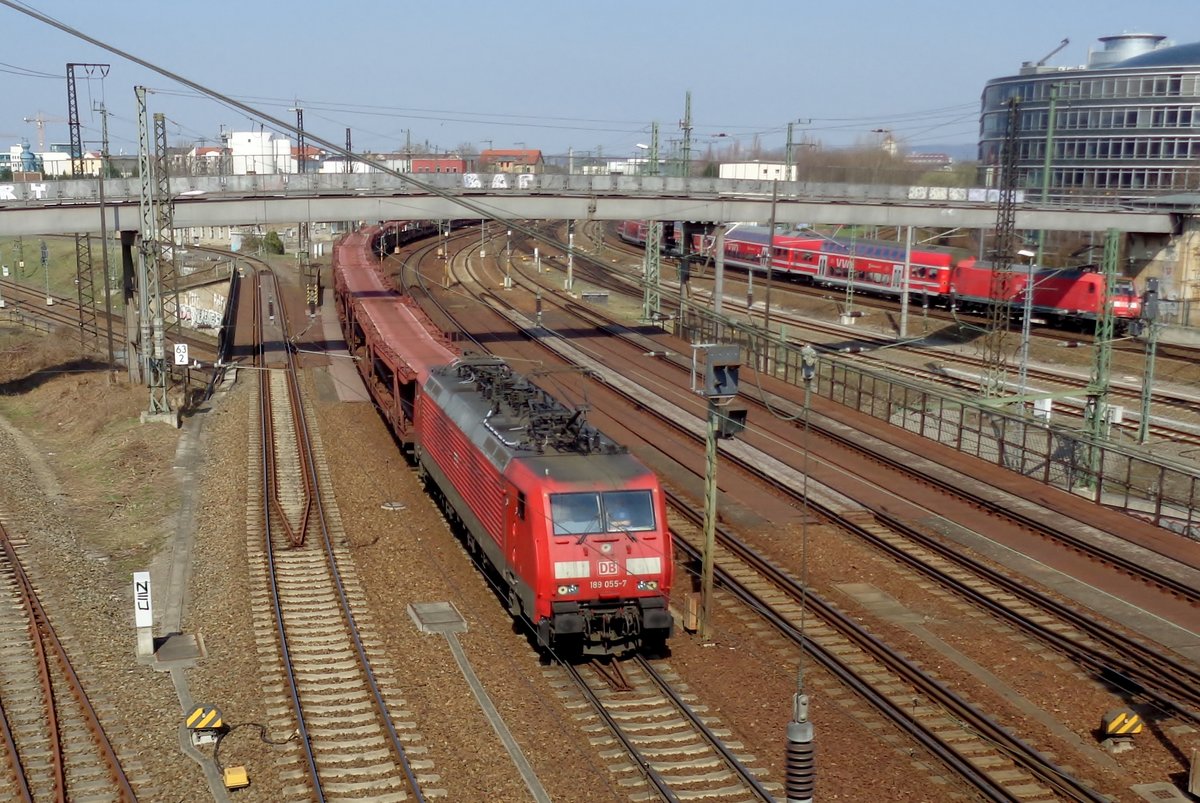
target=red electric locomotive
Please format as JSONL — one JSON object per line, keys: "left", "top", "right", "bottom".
{"left": 949, "top": 262, "right": 1142, "bottom": 325}
{"left": 333, "top": 225, "right": 674, "bottom": 657}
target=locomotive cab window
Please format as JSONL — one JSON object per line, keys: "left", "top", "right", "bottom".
{"left": 602, "top": 490, "right": 655, "bottom": 533}
{"left": 550, "top": 490, "right": 655, "bottom": 536}
{"left": 551, "top": 493, "right": 602, "bottom": 535}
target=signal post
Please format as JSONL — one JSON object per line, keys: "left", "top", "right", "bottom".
{"left": 693, "top": 344, "right": 746, "bottom": 640}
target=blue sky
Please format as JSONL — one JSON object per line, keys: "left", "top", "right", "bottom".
{"left": 2, "top": 1, "right": 1195, "bottom": 161}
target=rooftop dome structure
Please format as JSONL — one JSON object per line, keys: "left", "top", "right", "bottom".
{"left": 1117, "top": 40, "right": 1200, "bottom": 68}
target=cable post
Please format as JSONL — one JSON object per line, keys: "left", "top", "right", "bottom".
{"left": 785, "top": 343, "right": 818, "bottom": 803}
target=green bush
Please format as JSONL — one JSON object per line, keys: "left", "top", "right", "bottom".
{"left": 263, "top": 230, "right": 285, "bottom": 255}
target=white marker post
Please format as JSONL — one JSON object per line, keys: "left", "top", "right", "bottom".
{"left": 133, "top": 571, "right": 154, "bottom": 657}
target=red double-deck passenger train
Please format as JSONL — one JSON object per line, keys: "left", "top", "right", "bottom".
{"left": 333, "top": 224, "right": 674, "bottom": 656}
{"left": 622, "top": 221, "right": 1142, "bottom": 327}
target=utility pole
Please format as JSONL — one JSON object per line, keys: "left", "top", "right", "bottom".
{"left": 218, "top": 124, "right": 228, "bottom": 184}
{"left": 566, "top": 220, "right": 575, "bottom": 293}
{"left": 154, "top": 111, "right": 183, "bottom": 382}
{"left": 763, "top": 180, "right": 778, "bottom": 336}
{"left": 1015, "top": 249, "right": 1037, "bottom": 398}
{"left": 293, "top": 106, "right": 312, "bottom": 306}
{"left": 344, "top": 127, "right": 352, "bottom": 173}
{"left": 1075, "top": 228, "right": 1120, "bottom": 492}
{"left": 135, "top": 86, "right": 172, "bottom": 420}
{"left": 980, "top": 97, "right": 1021, "bottom": 397}
{"left": 96, "top": 100, "right": 115, "bottom": 368}
{"left": 504, "top": 229, "right": 512, "bottom": 289}
{"left": 898, "top": 226, "right": 913, "bottom": 339}
{"left": 784, "top": 119, "right": 811, "bottom": 179}
{"left": 67, "top": 62, "right": 109, "bottom": 353}
{"left": 1085, "top": 229, "right": 1119, "bottom": 454}
{"left": 785, "top": 122, "right": 795, "bottom": 178}
{"left": 785, "top": 343, "right": 818, "bottom": 803}
{"left": 713, "top": 227, "right": 726, "bottom": 317}
{"left": 1038, "top": 84, "right": 1059, "bottom": 208}
{"left": 679, "top": 90, "right": 692, "bottom": 178}
{"left": 642, "top": 122, "right": 662, "bottom": 322}
{"left": 292, "top": 106, "right": 305, "bottom": 173}
{"left": 1137, "top": 279, "right": 1160, "bottom": 444}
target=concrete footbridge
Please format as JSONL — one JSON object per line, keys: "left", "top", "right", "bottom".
{"left": 0, "top": 172, "right": 1182, "bottom": 238}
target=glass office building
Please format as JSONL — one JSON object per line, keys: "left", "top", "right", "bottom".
{"left": 980, "top": 34, "right": 1200, "bottom": 202}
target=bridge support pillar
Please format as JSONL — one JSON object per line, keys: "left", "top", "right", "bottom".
{"left": 1135, "top": 220, "right": 1199, "bottom": 328}
{"left": 120, "top": 230, "right": 141, "bottom": 384}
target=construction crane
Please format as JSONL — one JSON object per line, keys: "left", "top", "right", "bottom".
{"left": 1036, "top": 38, "right": 1070, "bottom": 67}
{"left": 22, "top": 111, "right": 67, "bottom": 151}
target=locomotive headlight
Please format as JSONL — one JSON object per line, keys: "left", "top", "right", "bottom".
{"left": 557, "top": 584, "right": 579, "bottom": 595}
{"left": 637, "top": 580, "right": 659, "bottom": 591}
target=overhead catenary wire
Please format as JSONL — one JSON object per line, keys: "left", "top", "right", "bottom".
{"left": 0, "top": 0, "right": 643, "bottom": 293}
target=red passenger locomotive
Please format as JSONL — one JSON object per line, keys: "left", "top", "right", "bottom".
{"left": 333, "top": 225, "right": 674, "bottom": 656}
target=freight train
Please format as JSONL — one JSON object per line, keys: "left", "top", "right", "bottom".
{"left": 621, "top": 221, "right": 1142, "bottom": 327}
{"left": 333, "top": 224, "right": 674, "bottom": 656}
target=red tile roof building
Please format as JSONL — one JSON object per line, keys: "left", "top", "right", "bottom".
{"left": 479, "top": 149, "right": 544, "bottom": 173}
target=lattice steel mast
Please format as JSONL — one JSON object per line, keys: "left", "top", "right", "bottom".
{"left": 641, "top": 122, "right": 662, "bottom": 323}
{"left": 154, "top": 112, "right": 183, "bottom": 362}
{"left": 136, "top": 87, "right": 171, "bottom": 417}
{"left": 66, "top": 62, "right": 109, "bottom": 351}
{"left": 1086, "top": 230, "right": 1119, "bottom": 443}
{"left": 980, "top": 97, "right": 1021, "bottom": 397}
{"left": 679, "top": 90, "right": 692, "bottom": 178}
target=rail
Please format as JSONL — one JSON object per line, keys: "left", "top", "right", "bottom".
{"left": 252, "top": 267, "right": 426, "bottom": 801}
{"left": 0, "top": 520, "right": 137, "bottom": 800}
{"left": 678, "top": 302, "right": 1200, "bottom": 536}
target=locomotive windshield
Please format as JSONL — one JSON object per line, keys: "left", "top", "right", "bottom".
{"left": 550, "top": 490, "right": 656, "bottom": 536}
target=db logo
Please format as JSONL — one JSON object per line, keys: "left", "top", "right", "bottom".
{"left": 597, "top": 560, "right": 619, "bottom": 576}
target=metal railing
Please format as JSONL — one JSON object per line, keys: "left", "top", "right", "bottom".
{"left": 675, "top": 302, "right": 1199, "bottom": 539}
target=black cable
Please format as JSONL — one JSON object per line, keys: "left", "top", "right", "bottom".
{"left": 211, "top": 721, "right": 297, "bottom": 773}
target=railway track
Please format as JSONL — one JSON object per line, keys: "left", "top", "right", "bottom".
{"left": 408, "top": 229, "right": 1114, "bottom": 800}
{"left": 497, "top": 227, "right": 1200, "bottom": 612}
{"left": 0, "top": 520, "right": 138, "bottom": 801}
{"left": 515, "top": 268, "right": 1200, "bottom": 716}
{"left": 410, "top": 225, "right": 1200, "bottom": 796}
{"left": 570, "top": 222, "right": 1200, "bottom": 446}
{"left": 402, "top": 230, "right": 789, "bottom": 800}
{"left": 591, "top": 219, "right": 1200, "bottom": 365}
{"left": 664, "top": 500, "right": 1101, "bottom": 803}
{"left": 245, "top": 267, "right": 438, "bottom": 801}
{"left": 0, "top": 276, "right": 221, "bottom": 373}
{"left": 556, "top": 657, "right": 779, "bottom": 801}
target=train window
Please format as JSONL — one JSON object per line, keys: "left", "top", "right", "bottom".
{"left": 550, "top": 493, "right": 602, "bottom": 535}
{"left": 602, "top": 490, "right": 656, "bottom": 533}
{"left": 517, "top": 491, "right": 527, "bottom": 521}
